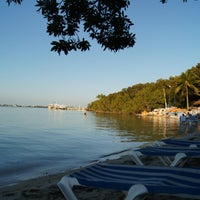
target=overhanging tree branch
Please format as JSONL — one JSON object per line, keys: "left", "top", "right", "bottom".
{"left": 6, "top": 0, "right": 195, "bottom": 55}
{"left": 35, "top": 0, "right": 135, "bottom": 55}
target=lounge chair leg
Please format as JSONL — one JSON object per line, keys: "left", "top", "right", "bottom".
{"left": 57, "top": 176, "right": 80, "bottom": 200}
{"left": 158, "top": 156, "right": 171, "bottom": 166}
{"left": 129, "top": 151, "right": 144, "bottom": 165}
{"left": 125, "top": 184, "right": 148, "bottom": 200}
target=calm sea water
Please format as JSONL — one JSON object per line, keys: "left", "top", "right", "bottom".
{"left": 0, "top": 107, "right": 182, "bottom": 188}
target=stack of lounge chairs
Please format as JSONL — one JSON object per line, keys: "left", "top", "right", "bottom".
{"left": 130, "top": 145, "right": 200, "bottom": 167}
{"left": 57, "top": 137, "right": 200, "bottom": 200}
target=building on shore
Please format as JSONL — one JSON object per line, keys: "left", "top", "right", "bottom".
{"left": 48, "top": 103, "right": 67, "bottom": 110}
{"left": 48, "top": 103, "right": 86, "bottom": 111}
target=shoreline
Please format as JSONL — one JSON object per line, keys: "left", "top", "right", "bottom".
{"left": 1, "top": 130, "right": 200, "bottom": 200}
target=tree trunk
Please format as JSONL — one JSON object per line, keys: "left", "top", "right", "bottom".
{"left": 186, "top": 85, "right": 189, "bottom": 110}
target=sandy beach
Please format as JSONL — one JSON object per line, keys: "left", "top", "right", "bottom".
{"left": 1, "top": 131, "right": 200, "bottom": 200}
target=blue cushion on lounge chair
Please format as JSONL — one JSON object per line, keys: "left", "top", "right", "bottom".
{"left": 130, "top": 145, "right": 200, "bottom": 166}
{"left": 161, "top": 138, "right": 200, "bottom": 147}
{"left": 138, "top": 146, "right": 200, "bottom": 157}
{"left": 58, "top": 163, "right": 200, "bottom": 200}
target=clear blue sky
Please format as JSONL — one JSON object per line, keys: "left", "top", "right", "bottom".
{"left": 0, "top": 0, "right": 200, "bottom": 107}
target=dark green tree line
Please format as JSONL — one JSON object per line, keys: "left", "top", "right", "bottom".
{"left": 88, "top": 63, "right": 200, "bottom": 114}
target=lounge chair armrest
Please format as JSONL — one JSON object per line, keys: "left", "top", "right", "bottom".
{"left": 154, "top": 141, "right": 165, "bottom": 147}
{"left": 189, "top": 144, "right": 198, "bottom": 148}
{"left": 171, "top": 153, "right": 187, "bottom": 167}
{"left": 57, "top": 176, "right": 80, "bottom": 200}
{"left": 125, "top": 184, "right": 148, "bottom": 200}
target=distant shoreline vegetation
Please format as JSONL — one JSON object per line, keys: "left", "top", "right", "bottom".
{"left": 2, "top": 64, "right": 200, "bottom": 114}
{"left": 0, "top": 104, "right": 48, "bottom": 108}
{"left": 0, "top": 104, "right": 86, "bottom": 111}
{"left": 87, "top": 63, "right": 200, "bottom": 114}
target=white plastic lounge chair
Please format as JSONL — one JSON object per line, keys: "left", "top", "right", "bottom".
{"left": 130, "top": 145, "right": 200, "bottom": 167}
{"left": 58, "top": 163, "right": 200, "bottom": 200}
{"left": 157, "top": 138, "right": 200, "bottom": 148}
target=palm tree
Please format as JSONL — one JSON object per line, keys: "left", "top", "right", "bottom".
{"left": 175, "top": 71, "right": 200, "bottom": 110}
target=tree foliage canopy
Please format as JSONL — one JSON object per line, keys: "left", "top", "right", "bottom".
{"left": 175, "top": 71, "right": 200, "bottom": 110}
{"left": 7, "top": 0, "right": 135, "bottom": 55}
{"left": 6, "top": 0, "right": 190, "bottom": 55}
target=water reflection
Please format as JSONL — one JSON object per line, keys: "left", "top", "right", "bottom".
{"left": 93, "top": 113, "right": 181, "bottom": 142}
{"left": 179, "top": 122, "right": 198, "bottom": 134}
